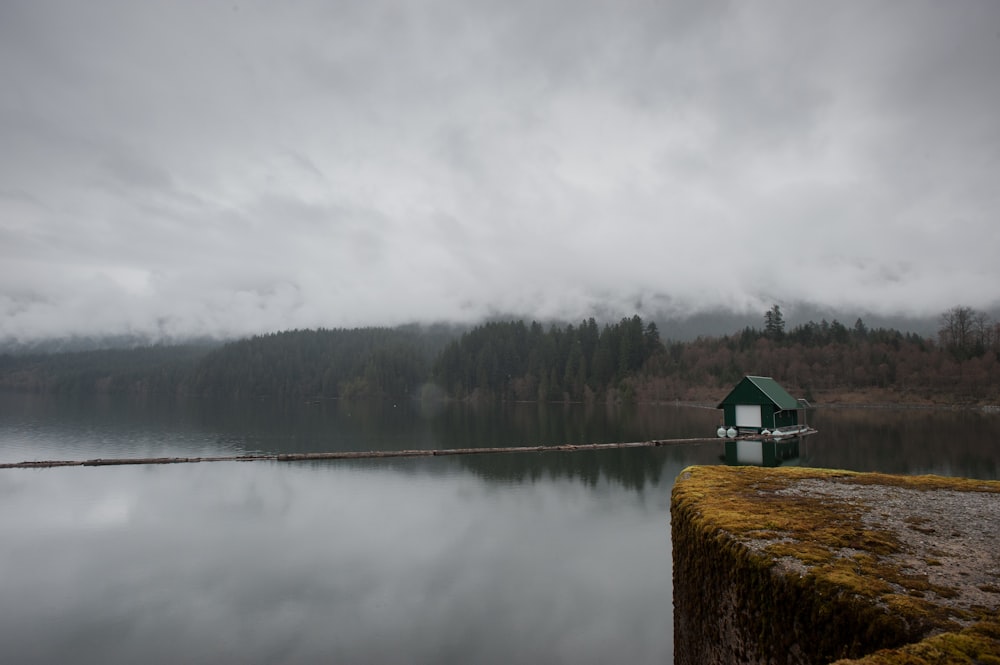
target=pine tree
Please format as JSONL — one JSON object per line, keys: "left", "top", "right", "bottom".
{"left": 764, "top": 305, "right": 785, "bottom": 340}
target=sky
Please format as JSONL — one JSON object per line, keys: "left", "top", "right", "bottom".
{"left": 2, "top": 1, "right": 999, "bottom": 342}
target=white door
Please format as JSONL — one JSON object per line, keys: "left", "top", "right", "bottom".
{"left": 735, "top": 404, "right": 762, "bottom": 428}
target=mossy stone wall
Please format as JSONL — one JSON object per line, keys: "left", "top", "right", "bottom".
{"left": 671, "top": 465, "right": 1000, "bottom": 664}
{"left": 673, "top": 473, "right": 914, "bottom": 663}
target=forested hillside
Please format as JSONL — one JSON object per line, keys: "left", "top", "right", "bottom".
{"left": 1, "top": 306, "right": 998, "bottom": 405}
{"left": 190, "top": 327, "right": 449, "bottom": 399}
{"left": 433, "top": 316, "right": 660, "bottom": 401}
{"left": 0, "top": 344, "right": 211, "bottom": 394}
{"left": 636, "top": 315, "right": 997, "bottom": 404}
{"left": 0, "top": 326, "right": 454, "bottom": 399}
{"left": 435, "top": 308, "right": 1000, "bottom": 404}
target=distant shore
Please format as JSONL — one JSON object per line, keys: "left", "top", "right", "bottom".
{"left": 656, "top": 387, "right": 1000, "bottom": 411}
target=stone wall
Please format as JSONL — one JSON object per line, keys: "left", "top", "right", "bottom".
{"left": 671, "top": 466, "right": 1000, "bottom": 664}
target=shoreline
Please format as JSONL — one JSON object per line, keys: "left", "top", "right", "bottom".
{"left": 651, "top": 399, "right": 1000, "bottom": 413}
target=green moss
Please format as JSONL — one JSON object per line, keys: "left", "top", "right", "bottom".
{"left": 671, "top": 466, "right": 1000, "bottom": 665}
{"left": 833, "top": 617, "right": 1000, "bottom": 664}
{"left": 766, "top": 540, "right": 836, "bottom": 565}
{"left": 673, "top": 467, "right": 957, "bottom": 627}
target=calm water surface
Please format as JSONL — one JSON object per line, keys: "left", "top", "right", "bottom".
{"left": 0, "top": 394, "right": 998, "bottom": 664}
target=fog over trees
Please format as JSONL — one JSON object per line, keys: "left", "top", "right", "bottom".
{"left": 1, "top": 307, "right": 998, "bottom": 405}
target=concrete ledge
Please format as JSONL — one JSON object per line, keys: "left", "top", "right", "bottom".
{"left": 671, "top": 466, "right": 1000, "bottom": 664}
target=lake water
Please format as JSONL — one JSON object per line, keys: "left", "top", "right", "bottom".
{"left": 1, "top": 394, "right": 998, "bottom": 664}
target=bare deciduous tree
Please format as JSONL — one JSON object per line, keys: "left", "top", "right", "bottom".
{"left": 938, "top": 306, "right": 991, "bottom": 359}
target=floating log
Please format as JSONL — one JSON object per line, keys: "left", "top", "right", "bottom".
{"left": 0, "top": 436, "right": 729, "bottom": 470}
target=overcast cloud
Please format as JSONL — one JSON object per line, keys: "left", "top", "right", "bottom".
{"left": 2, "top": 1, "right": 998, "bottom": 341}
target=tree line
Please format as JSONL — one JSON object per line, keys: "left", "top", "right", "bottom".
{"left": 0, "top": 306, "right": 997, "bottom": 404}
{"left": 634, "top": 305, "right": 1000, "bottom": 404}
{"left": 433, "top": 316, "right": 661, "bottom": 402}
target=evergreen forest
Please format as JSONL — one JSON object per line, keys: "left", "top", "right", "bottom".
{"left": 1, "top": 306, "right": 998, "bottom": 405}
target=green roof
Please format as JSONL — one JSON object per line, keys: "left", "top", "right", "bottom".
{"left": 747, "top": 376, "right": 801, "bottom": 409}
{"left": 717, "top": 376, "right": 801, "bottom": 410}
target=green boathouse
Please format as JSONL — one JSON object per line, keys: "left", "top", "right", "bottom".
{"left": 717, "top": 375, "right": 804, "bottom": 435}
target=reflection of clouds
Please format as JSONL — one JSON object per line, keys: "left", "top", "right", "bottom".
{"left": 80, "top": 492, "right": 132, "bottom": 527}
{"left": 0, "top": 463, "right": 674, "bottom": 664}
{"left": 0, "top": 473, "right": 134, "bottom": 529}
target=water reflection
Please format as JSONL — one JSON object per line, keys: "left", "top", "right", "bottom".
{"left": 2, "top": 395, "right": 998, "bottom": 482}
{"left": 807, "top": 407, "right": 1000, "bottom": 480}
{"left": 0, "top": 393, "right": 238, "bottom": 462}
{"left": 713, "top": 408, "right": 1000, "bottom": 479}
{"left": 1, "top": 394, "right": 724, "bottom": 664}
{"left": 723, "top": 437, "right": 801, "bottom": 467}
{"left": 0, "top": 462, "right": 678, "bottom": 665}
{"left": 2, "top": 394, "right": 999, "bottom": 664}
{"left": 0, "top": 394, "right": 725, "bottom": 486}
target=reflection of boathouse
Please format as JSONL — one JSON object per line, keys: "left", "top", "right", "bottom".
{"left": 717, "top": 376, "right": 813, "bottom": 467}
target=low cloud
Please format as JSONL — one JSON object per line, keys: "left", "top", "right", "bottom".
{"left": 2, "top": 1, "right": 998, "bottom": 341}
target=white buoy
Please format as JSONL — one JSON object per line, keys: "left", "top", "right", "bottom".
{"left": 717, "top": 426, "right": 727, "bottom": 438}
{"left": 726, "top": 426, "right": 737, "bottom": 438}
{"left": 760, "top": 429, "right": 770, "bottom": 437}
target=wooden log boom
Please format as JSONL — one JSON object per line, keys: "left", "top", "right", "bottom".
{"left": 0, "top": 436, "right": 728, "bottom": 470}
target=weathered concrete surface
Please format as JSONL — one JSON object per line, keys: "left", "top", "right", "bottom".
{"left": 672, "top": 466, "right": 1000, "bottom": 665}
